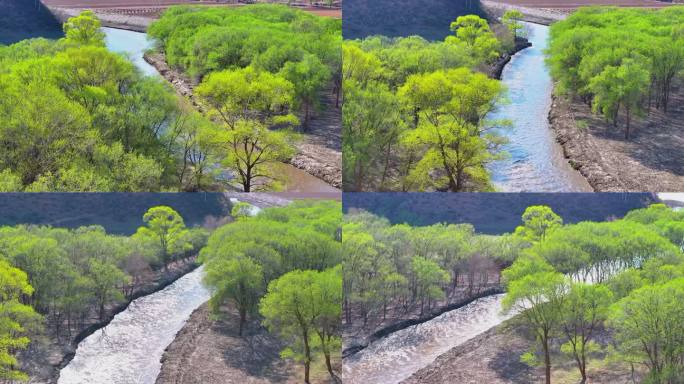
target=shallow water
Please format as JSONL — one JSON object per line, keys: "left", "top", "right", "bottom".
{"left": 489, "top": 22, "right": 592, "bottom": 192}
{"left": 58, "top": 267, "right": 211, "bottom": 384}
{"left": 342, "top": 294, "right": 513, "bottom": 384}
{"left": 103, "top": 27, "right": 158, "bottom": 77}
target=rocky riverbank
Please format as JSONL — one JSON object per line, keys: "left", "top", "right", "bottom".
{"left": 155, "top": 303, "right": 339, "bottom": 384}
{"left": 549, "top": 87, "right": 684, "bottom": 192}
{"left": 343, "top": 285, "right": 504, "bottom": 358}
{"left": 143, "top": 51, "right": 342, "bottom": 189}
{"left": 21, "top": 257, "right": 200, "bottom": 384}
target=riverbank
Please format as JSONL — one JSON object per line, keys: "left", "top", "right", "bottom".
{"left": 21, "top": 258, "right": 200, "bottom": 384}
{"left": 343, "top": 284, "right": 503, "bottom": 358}
{"left": 402, "top": 317, "right": 642, "bottom": 384}
{"left": 549, "top": 85, "right": 684, "bottom": 192}
{"left": 156, "top": 303, "right": 339, "bottom": 384}
{"left": 143, "top": 51, "right": 342, "bottom": 189}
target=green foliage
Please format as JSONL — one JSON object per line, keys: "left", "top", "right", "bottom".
{"left": 134, "top": 206, "right": 191, "bottom": 269}
{"left": 62, "top": 10, "right": 105, "bottom": 47}
{"left": 201, "top": 200, "right": 341, "bottom": 381}
{"left": 502, "top": 202, "right": 684, "bottom": 383}
{"left": 195, "top": 65, "right": 300, "bottom": 192}
{"left": 0, "top": 206, "right": 205, "bottom": 378}
{"left": 259, "top": 267, "right": 342, "bottom": 382}
{"left": 148, "top": 4, "right": 341, "bottom": 132}
{"left": 608, "top": 278, "right": 684, "bottom": 383}
{"left": 342, "top": 16, "right": 508, "bottom": 191}
{"left": 343, "top": 210, "right": 520, "bottom": 325}
{"left": 0, "top": 11, "right": 216, "bottom": 192}
{"left": 448, "top": 15, "right": 502, "bottom": 64}
{"left": 502, "top": 10, "right": 525, "bottom": 40}
{"left": 514, "top": 205, "right": 563, "bottom": 243}
{"left": 547, "top": 6, "right": 684, "bottom": 137}
{"left": 0, "top": 259, "right": 41, "bottom": 381}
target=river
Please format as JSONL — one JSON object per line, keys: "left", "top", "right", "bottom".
{"left": 101, "top": 27, "right": 338, "bottom": 193}
{"left": 58, "top": 267, "right": 211, "bottom": 384}
{"left": 342, "top": 294, "right": 513, "bottom": 384}
{"left": 489, "top": 22, "right": 592, "bottom": 192}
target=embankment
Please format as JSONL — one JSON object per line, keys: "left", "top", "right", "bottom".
{"left": 548, "top": 87, "right": 684, "bottom": 192}
{"left": 45, "top": 6, "right": 151, "bottom": 32}
{"left": 343, "top": 287, "right": 504, "bottom": 358}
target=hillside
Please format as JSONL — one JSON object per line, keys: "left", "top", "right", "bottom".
{"left": 0, "top": 0, "right": 63, "bottom": 44}
{"left": 0, "top": 193, "right": 233, "bottom": 234}
{"left": 343, "top": 193, "right": 657, "bottom": 234}
{"left": 342, "top": 0, "right": 484, "bottom": 40}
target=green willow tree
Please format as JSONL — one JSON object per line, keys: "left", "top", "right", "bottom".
{"left": 196, "top": 67, "right": 299, "bottom": 192}
{"left": 134, "top": 206, "right": 190, "bottom": 271}
{"left": 0, "top": 260, "right": 41, "bottom": 382}
{"left": 399, "top": 68, "right": 507, "bottom": 191}
{"left": 259, "top": 268, "right": 342, "bottom": 384}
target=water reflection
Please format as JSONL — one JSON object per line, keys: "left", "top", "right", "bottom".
{"left": 489, "top": 22, "right": 591, "bottom": 192}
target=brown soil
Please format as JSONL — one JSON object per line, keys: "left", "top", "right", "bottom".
{"left": 20, "top": 258, "right": 200, "bottom": 384}
{"left": 156, "top": 303, "right": 340, "bottom": 384}
{"left": 144, "top": 51, "right": 342, "bottom": 189}
{"left": 549, "top": 84, "right": 684, "bottom": 192}
{"left": 402, "top": 320, "right": 642, "bottom": 384}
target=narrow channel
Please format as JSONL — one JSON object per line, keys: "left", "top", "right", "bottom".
{"left": 58, "top": 267, "right": 211, "bottom": 384}
{"left": 342, "top": 294, "right": 513, "bottom": 384}
{"left": 489, "top": 22, "right": 592, "bottom": 192}
{"left": 102, "top": 27, "right": 339, "bottom": 193}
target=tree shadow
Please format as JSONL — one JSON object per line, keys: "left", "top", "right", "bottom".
{"left": 216, "top": 315, "right": 295, "bottom": 382}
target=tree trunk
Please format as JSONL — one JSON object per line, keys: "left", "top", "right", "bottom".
{"left": 239, "top": 306, "right": 246, "bottom": 336}
{"left": 543, "top": 335, "right": 552, "bottom": 384}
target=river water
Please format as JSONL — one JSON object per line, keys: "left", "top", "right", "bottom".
{"left": 489, "top": 22, "right": 592, "bottom": 192}
{"left": 101, "top": 28, "right": 338, "bottom": 193}
{"left": 58, "top": 267, "right": 211, "bottom": 384}
{"left": 342, "top": 294, "right": 513, "bottom": 384}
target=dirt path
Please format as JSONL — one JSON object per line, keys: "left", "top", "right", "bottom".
{"left": 549, "top": 85, "right": 684, "bottom": 192}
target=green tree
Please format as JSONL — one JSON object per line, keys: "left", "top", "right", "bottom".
{"left": 62, "top": 10, "right": 105, "bottom": 47}
{"left": 448, "top": 15, "right": 501, "bottom": 63}
{"left": 514, "top": 206, "right": 563, "bottom": 243}
{"left": 410, "top": 256, "right": 449, "bottom": 315}
{"left": 134, "top": 206, "right": 190, "bottom": 270}
{"left": 259, "top": 268, "right": 342, "bottom": 383}
{"left": 608, "top": 278, "right": 684, "bottom": 383}
{"left": 560, "top": 283, "right": 613, "bottom": 384}
{"left": 503, "top": 269, "right": 567, "bottom": 384}
{"left": 204, "top": 254, "right": 263, "bottom": 336}
{"left": 0, "top": 260, "right": 41, "bottom": 382}
{"left": 588, "top": 58, "right": 650, "bottom": 139}
{"left": 279, "top": 54, "right": 331, "bottom": 129}
{"left": 398, "top": 68, "right": 507, "bottom": 191}
{"left": 502, "top": 10, "right": 525, "bottom": 40}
